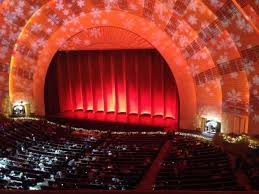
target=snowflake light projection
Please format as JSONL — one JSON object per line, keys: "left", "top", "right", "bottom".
{"left": 0, "top": 0, "right": 257, "bottom": 134}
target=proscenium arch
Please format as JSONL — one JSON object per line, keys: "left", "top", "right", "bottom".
{"left": 2, "top": 0, "right": 256, "bottom": 133}
{"left": 10, "top": 10, "right": 198, "bottom": 129}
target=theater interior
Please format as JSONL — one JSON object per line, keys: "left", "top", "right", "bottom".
{"left": 0, "top": 0, "right": 258, "bottom": 193}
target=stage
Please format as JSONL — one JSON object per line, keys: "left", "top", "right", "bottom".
{"left": 46, "top": 111, "right": 177, "bottom": 131}
{"left": 45, "top": 49, "right": 179, "bottom": 130}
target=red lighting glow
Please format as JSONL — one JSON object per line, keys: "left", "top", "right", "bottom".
{"left": 45, "top": 49, "right": 179, "bottom": 128}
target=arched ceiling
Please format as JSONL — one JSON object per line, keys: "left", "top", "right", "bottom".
{"left": 0, "top": 0, "right": 258, "bottom": 133}
{"left": 59, "top": 26, "right": 154, "bottom": 50}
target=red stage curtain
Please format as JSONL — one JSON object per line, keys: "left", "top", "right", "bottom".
{"left": 45, "top": 49, "right": 179, "bottom": 128}
{"left": 151, "top": 52, "right": 164, "bottom": 116}
{"left": 126, "top": 52, "right": 138, "bottom": 114}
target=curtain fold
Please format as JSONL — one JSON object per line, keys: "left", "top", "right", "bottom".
{"left": 85, "top": 55, "right": 94, "bottom": 111}
{"left": 151, "top": 52, "right": 164, "bottom": 116}
{"left": 45, "top": 49, "right": 179, "bottom": 128}
{"left": 126, "top": 52, "right": 138, "bottom": 114}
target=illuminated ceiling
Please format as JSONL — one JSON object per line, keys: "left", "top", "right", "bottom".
{"left": 0, "top": 0, "right": 258, "bottom": 133}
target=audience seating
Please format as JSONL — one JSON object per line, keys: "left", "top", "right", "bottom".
{"left": 44, "top": 134, "right": 166, "bottom": 190}
{"left": 0, "top": 118, "right": 258, "bottom": 191}
{"left": 0, "top": 119, "right": 166, "bottom": 190}
{"left": 242, "top": 154, "right": 259, "bottom": 190}
{"left": 154, "top": 135, "right": 241, "bottom": 191}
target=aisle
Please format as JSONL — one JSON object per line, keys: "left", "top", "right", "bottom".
{"left": 138, "top": 140, "right": 172, "bottom": 190}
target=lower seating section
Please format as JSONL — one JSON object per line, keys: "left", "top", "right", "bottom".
{"left": 154, "top": 135, "right": 241, "bottom": 191}
{"left": 0, "top": 119, "right": 97, "bottom": 190}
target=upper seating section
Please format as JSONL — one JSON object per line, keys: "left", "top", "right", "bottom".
{"left": 43, "top": 134, "right": 166, "bottom": 190}
{"left": 0, "top": 118, "right": 258, "bottom": 191}
{"left": 0, "top": 118, "right": 166, "bottom": 190}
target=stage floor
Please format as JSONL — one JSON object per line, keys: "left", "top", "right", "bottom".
{"left": 47, "top": 111, "right": 178, "bottom": 130}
